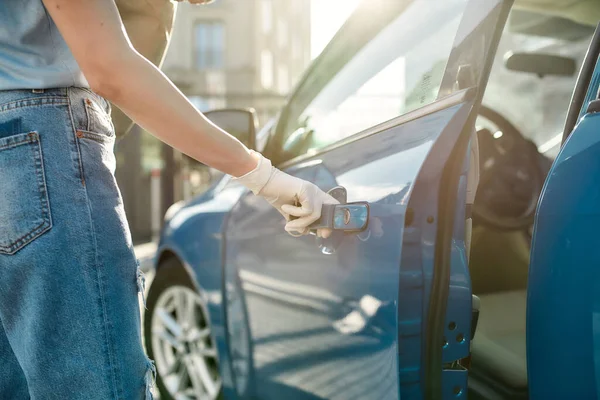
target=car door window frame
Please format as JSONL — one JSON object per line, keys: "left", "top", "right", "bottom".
{"left": 268, "top": 0, "right": 509, "bottom": 167}
{"left": 562, "top": 23, "right": 600, "bottom": 144}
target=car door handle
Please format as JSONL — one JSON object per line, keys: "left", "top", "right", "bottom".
{"left": 309, "top": 203, "right": 369, "bottom": 232}
{"left": 308, "top": 186, "right": 369, "bottom": 233}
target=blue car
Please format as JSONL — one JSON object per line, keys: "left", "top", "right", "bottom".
{"left": 144, "top": 0, "right": 600, "bottom": 399}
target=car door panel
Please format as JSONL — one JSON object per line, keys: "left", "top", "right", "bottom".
{"left": 223, "top": 92, "right": 477, "bottom": 400}
{"left": 222, "top": 0, "right": 512, "bottom": 398}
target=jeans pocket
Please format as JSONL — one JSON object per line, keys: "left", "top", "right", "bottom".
{"left": 83, "top": 95, "right": 115, "bottom": 140}
{"left": 0, "top": 131, "right": 52, "bottom": 255}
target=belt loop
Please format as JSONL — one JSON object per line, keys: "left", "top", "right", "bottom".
{"left": 32, "top": 89, "right": 44, "bottom": 93}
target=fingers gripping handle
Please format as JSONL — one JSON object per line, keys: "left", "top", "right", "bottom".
{"left": 289, "top": 186, "right": 369, "bottom": 233}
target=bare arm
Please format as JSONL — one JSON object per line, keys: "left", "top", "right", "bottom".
{"left": 42, "top": 0, "right": 257, "bottom": 177}
{"left": 110, "top": 0, "right": 177, "bottom": 138}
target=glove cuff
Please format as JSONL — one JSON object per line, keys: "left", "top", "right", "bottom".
{"left": 231, "top": 150, "right": 273, "bottom": 195}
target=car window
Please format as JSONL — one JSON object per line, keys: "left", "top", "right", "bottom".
{"left": 481, "top": 27, "right": 592, "bottom": 158}
{"left": 280, "top": 0, "right": 472, "bottom": 157}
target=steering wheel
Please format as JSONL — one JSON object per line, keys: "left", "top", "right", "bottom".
{"left": 472, "top": 106, "right": 544, "bottom": 230}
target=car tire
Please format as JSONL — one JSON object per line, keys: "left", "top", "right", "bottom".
{"left": 144, "top": 257, "right": 224, "bottom": 400}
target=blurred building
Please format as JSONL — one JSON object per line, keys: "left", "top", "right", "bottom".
{"left": 162, "top": 0, "right": 312, "bottom": 124}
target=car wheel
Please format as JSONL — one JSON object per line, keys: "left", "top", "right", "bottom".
{"left": 144, "top": 257, "right": 223, "bottom": 400}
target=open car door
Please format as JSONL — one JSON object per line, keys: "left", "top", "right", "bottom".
{"left": 223, "top": 1, "right": 512, "bottom": 399}
{"left": 528, "top": 23, "right": 600, "bottom": 399}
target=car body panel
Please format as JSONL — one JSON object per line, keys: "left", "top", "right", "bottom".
{"left": 528, "top": 111, "right": 600, "bottom": 399}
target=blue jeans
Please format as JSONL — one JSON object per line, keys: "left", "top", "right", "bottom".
{"left": 0, "top": 88, "right": 155, "bottom": 399}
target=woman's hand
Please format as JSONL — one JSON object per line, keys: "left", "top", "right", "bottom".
{"left": 233, "top": 152, "right": 338, "bottom": 237}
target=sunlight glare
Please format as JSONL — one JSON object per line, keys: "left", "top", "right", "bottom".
{"left": 311, "top": 0, "right": 361, "bottom": 59}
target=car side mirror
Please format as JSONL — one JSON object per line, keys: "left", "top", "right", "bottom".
{"left": 504, "top": 52, "right": 576, "bottom": 78}
{"left": 183, "top": 108, "right": 258, "bottom": 169}
{"left": 203, "top": 108, "right": 258, "bottom": 150}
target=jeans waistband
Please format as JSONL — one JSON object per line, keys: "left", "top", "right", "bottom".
{"left": 0, "top": 87, "right": 68, "bottom": 98}
{"left": 0, "top": 87, "right": 110, "bottom": 114}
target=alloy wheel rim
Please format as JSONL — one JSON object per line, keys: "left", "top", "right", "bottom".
{"left": 152, "top": 285, "right": 222, "bottom": 399}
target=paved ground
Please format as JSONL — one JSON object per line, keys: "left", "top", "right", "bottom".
{"left": 134, "top": 241, "right": 158, "bottom": 273}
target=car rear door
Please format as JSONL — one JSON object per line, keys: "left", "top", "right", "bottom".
{"left": 224, "top": 1, "right": 512, "bottom": 399}
{"left": 527, "top": 23, "right": 600, "bottom": 399}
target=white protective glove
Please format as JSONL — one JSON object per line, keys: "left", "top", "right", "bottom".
{"left": 233, "top": 151, "right": 338, "bottom": 237}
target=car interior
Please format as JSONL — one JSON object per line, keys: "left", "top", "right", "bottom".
{"left": 468, "top": 3, "right": 599, "bottom": 398}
